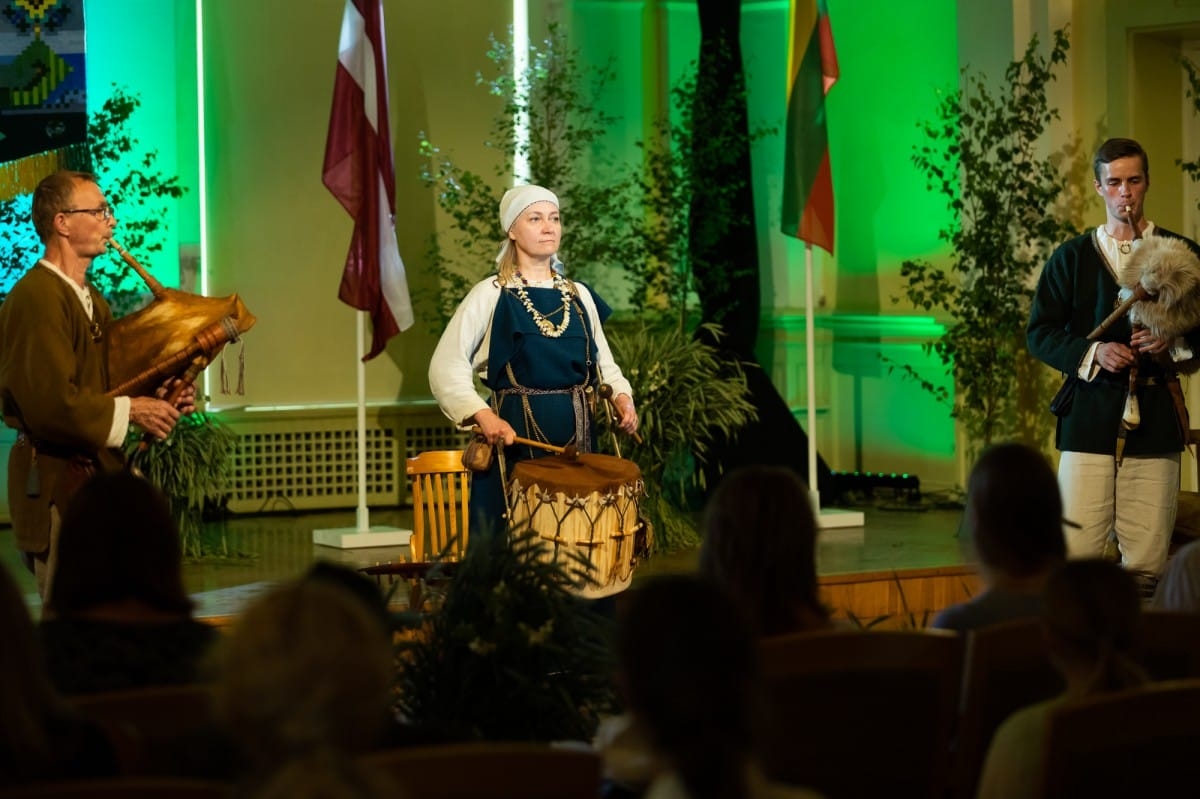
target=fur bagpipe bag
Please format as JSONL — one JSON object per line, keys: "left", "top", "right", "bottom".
{"left": 1116, "top": 234, "right": 1200, "bottom": 375}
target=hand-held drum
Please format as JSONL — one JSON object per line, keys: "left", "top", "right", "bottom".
{"left": 507, "top": 453, "right": 645, "bottom": 598}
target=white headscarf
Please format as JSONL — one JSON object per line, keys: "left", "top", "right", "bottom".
{"left": 495, "top": 184, "right": 560, "bottom": 266}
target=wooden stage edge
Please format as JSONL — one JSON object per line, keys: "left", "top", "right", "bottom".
{"left": 5, "top": 504, "right": 982, "bottom": 629}
{"left": 194, "top": 564, "right": 984, "bottom": 632}
{"left": 818, "top": 565, "right": 981, "bottom": 631}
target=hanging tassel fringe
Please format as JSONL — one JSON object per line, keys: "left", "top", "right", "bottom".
{"left": 217, "top": 341, "right": 247, "bottom": 396}
{"left": 0, "top": 143, "right": 91, "bottom": 203}
{"left": 237, "top": 341, "right": 246, "bottom": 395}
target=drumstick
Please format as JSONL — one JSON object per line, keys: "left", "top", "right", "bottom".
{"left": 599, "top": 384, "right": 643, "bottom": 444}
{"left": 471, "top": 427, "right": 579, "bottom": 459}
{"left": 511, "top": 436, "right": 568, "bottom": 455}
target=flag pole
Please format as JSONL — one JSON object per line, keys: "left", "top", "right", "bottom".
{"left": 806, "top": 241, "right": 863, "bottom": 529}
{"left": 314, "top": 0, "right": 412, "bottom": 549}
{"left": 313, "top": 310, "right": 411, "bottom": 549}
{"left": 805, "top": 242, "right": 819, "bottom": 513}
{"left": 355, "top": 311, "right": 369, "bottom": 532}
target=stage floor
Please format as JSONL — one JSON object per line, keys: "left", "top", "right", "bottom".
{"left": 1, "top": 500, "right": 973, "bottom": 622}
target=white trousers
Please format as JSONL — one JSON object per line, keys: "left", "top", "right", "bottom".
{"left": 1058, "top": 451, "right": 1179, "bottom": 576}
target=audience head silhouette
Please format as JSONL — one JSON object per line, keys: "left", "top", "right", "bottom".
{"left": 0, "top": 564, "right": 58, "bottom": 782}
{"left": 1154, "top": 539, "right": 1200, "bottom": 612}
{"left": 43, "top": 470, "right": 192, "bottom": 618}
{"left": 214, "top": 576, "right": 395, "bottom": 777}
{"left": 965, "top": 442, "right": 1067, "bottom": 580}
{"left": 302, "top": 559, "right": 394, "bottom": 635}
{"left": 0, "top": 565, "right": 116, "bottom": 785}
{"left": 1042, "top": 559, "right": 1147, "bottom": 695}
{"left": 617, "top": 574, "right": 762, "bottom": 799}
{"left": 699, "top": 464, "right": 828, "bottom": 637}
{"left": 975, "top": 560, "right": 1151, "bottom": 799}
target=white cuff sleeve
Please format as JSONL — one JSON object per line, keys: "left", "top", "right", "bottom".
{"left": 107, "top": 396, "right": 131, "bottom": 448}
{"left": 429, "top": 281, "right": 498, "bottom": 427}
{"left": 1078, "top": 342, "right": 1102, "bottom": 381}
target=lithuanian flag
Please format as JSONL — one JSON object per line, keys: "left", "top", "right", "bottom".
{"left": 781, "top": 0, "right": 839, "bottom": 253}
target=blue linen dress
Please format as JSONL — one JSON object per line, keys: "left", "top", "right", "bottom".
{"left": 469, "top": 281, "right": 612, "bottom": 540}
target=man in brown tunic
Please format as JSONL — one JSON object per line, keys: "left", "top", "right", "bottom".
{"left": 0, "top": 171, "right": 191, "bottom": 601}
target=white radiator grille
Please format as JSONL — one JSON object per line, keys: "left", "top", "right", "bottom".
{"left": 404, "top": 423, "right": 473, "bottom": 460}
{"left": 219, "top": 404, "right": 469, "bottom": 513}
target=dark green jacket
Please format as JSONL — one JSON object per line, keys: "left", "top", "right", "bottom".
{"left": 1027, "top": 227, "right": 1200, "bottom": 455}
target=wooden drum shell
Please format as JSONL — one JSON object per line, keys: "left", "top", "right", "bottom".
{"left": 507, "top": 453, "right": 644, "bottom": 598}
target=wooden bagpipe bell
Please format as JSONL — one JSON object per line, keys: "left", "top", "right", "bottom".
{"left": 103, "top": 238, "right": 256, "bottom": 401}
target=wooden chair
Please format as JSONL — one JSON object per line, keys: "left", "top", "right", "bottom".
{"left": 1139, "top": 610, "right": 1200, "bottom": 679}
{"left": 1039, "top": 678, "right": 1200, "bottom": 797}
{"left": 70, "top": 683, "right": 216, "bottom": 740}
{"left": 0, "top": 777, "right": 231, "bottom": 798}
{"left": 360, "top": 742, "right": 601, "bottom": 799}
{"left": 757, "top": 629, "right": 964, "bottom": 799}
{"left": 950, "top": 618, "right": 1063, "bottom": 799}
{"left": 69, "top": 684, "right": 219, "bottom": 775}
{"left": 360, "top": 450, "right": 470, "bottom": 610}
{"left": 406, "top": 450, "right": 471, "bottom": 563}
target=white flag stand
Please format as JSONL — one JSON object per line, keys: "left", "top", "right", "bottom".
{"left": 313, "top": 311, "right": 412, "bottom": 549}
{"left": 803, "top": 242, "right": 864, "bottom": 529}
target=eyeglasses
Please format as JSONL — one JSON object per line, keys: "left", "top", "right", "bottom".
{"left": 62, "top": 206, "right": 113, "bottom": 221}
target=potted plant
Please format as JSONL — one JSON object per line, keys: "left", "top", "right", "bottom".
{"left": 394, "top": 528, "right": 616, "bottom": 742}
{"left": 124, "top": 411, "right": 239, "bottom": 559}
{"left": 604, "top": 322, "right": 756, "bottom": 552}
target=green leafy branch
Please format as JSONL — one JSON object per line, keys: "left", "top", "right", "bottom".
{"left": 0, "top": 85, "right": 187, "bottom": 315}
{"left": 891, "top": 27, "right": 1076, "bottom": 453}
{"left": 394, "top": 528, "right": 616, "bottom": 742}
{"left": 1180, "top": 56, "right": 1200, "bottom": 210}
{"left": 124, "top": 411, "right": 239, "bottom": 559}
{"left": 605, "top": 322, "right": 758, "bottom": 552}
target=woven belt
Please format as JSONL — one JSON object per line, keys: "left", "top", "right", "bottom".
{"left": 1096, "top": 375, "right": 1161, "bottom": 388}
{"left": 496, "top": 385, "right": 579, "bottom": 397}
{"left": 15, "top": 432, "right": 97, "bottom": 463}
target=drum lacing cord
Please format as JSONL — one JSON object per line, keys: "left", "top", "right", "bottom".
{"left": 496, "top": 442, "right": 515, "bottom": 523}
{"left": 572, "top": 289, "right": 623, "bottom": 457}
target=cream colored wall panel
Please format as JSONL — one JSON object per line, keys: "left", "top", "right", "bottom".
{"left": 200, "top": 1, "right": 509, "bottom": 409}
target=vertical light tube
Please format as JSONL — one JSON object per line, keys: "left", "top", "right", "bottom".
{"left": 512, "top": 0, "right": 529, "bottom": 183}
{"left": 194, "top": 0, "right": 212, "bottom": 404}
{"left": 194, "top": 0, "right": 207, "bottom": 298}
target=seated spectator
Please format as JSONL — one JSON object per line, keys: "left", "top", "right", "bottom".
{"left": 599, "top": 465, "right": 831, "bottom": 796}
{"left": 976, "top": 559, "right": 1148, "bottom": 799}
{"left": 213, "top": 576, "right": 400, "bottom": 796}
{"left": 38, "top": 471, "right": 218, "bottom": 695}
{"left": 1153, "top": 538, "right": 1200, "bottom": 612}
{"left": 932, "top": 442, "right": 1067, "bottom": 632}
{"left": 699, "top": 464, "right": 832, "bottom": 637}
{"left": 303, "top": 559, "right": 395, "bottom": 634}
{"left": 606, "top": 575, "right": 822, "bottom": 799}
{"left": 246, "top": 751, "right": 403, "bottom": 799}
{"left": 0, "top": 564, "right": 119, "bottom": 786}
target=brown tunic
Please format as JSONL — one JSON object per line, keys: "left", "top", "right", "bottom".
{"left": 0, "top": 263, "right": 124, "bottom": 553}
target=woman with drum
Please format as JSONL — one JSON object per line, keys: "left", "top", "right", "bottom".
{"left": 429, "top": 184, "right": 639, "bottom": 548}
